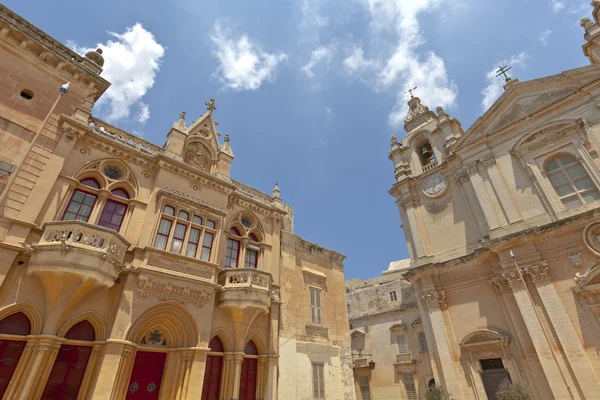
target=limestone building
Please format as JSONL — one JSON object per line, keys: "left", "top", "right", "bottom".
{"left": 0, "top": 4, "right": 354, "bottom": 400}
{"left": 386, "top": 3, "right": 600, "bottom": 399}
{"left": 346, "top": 260, "right": 434, "bottom": 400}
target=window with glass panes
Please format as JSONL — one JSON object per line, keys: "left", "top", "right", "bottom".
{"left": 402, "top": 374, "right": 417, "bottom": 400}
{"left": 310, "top": 287, "right": 322, "bottom": 326}
{"left": 545, "top": 154, "right": 600, "bottom": 209}
{"left": 389, "top": 291, "right": 397, "bottom": 301}
{"left": 153, "top": 205, "right": 216, "bottom": 260}
{"left": 312, "top": 362, "right": 325, "bottom": 399}
{"left": 396, "top": 334, "right": 408, "bottom": 353}
{"left": 62, "top": 190, "right": 97, "bottom": 222}
{"left": 225, "top": 227, "right": 242, "bottom": 268}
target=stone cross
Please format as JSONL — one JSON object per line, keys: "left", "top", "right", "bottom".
{"left": 205, "top": 98, "right": 216, "bottom": 113}
{"left": 179, "top": 110, "right": 186, "bottom": 119}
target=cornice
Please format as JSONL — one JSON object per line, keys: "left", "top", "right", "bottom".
{"left": 0, "top": 4, "right": 109, "bottom": 95}
{"left": 157, "top": 187, "right": 226, "bottom": 215}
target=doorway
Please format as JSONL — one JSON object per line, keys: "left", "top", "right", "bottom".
{"left": 480, "top": 358, "right": 511, "bottom": 399}
{"left": 126, "top": 351, "right": 167, "bottom": 400}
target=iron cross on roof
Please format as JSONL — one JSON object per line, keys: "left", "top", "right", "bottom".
{"left": 205, "top": 98, "right": 216, "bottom": 113}
{"left": 496, "top": 65, "right": 512, "bottom": 82}
{"left": 405, "top": 87, "right": 417, "bottom": 98}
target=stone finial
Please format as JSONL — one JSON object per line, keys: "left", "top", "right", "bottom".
{"left": 436, "top": 106, "right": 446, "bottom": 117}
{"left": 224, "top": 133, "right": 230, "bottom": 142}
{"left": 405, "top": 96, "right": 428, "bottom": 123}
{"left": 391, "top": 135, "right": 397, "bottom": 144}
{"left": 272, "top": 181, "right": 282, "bottom": 200}
{"left": 205, "top": 98, "right": 216, "bottom": 113}
{"left": 173, "top": 110, "right": 187, "bottom": 130}
{"left": 581, "top": 17, "right": 594, "bottom": 28}
{"left": 85, "top": 48, "right": 104, "bottom": 67}
{"left": 220, "top": 134, "right": 234, "bottom": 157}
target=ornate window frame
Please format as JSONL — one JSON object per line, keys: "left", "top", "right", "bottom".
{"left": 512, "top": 119, "right": 600, "bottom": 218}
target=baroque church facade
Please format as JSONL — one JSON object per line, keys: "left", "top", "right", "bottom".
{"left": 0, "top": 4, "right": 354, "bottom": 400}
{"left": 382, "top": 2, "right": 600, "bottom": 399}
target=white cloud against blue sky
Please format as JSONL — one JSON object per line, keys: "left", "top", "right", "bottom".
{"left": 9, "top": 0, "right": 594, "bottom": 279}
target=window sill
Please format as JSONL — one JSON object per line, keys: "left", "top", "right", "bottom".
{"left": 305, "top": 324, "right": 329, "bottom": 339}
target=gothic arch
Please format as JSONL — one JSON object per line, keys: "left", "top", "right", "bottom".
{"left": 209, "top": 327, "right": 234, "bottom": 352}
{"left": 57, "top": 310, "right": 106, "bottom": 340}
{"left": 126, "top": 302, "right": 198, "bottom": 348}
{"left": 73, "top": 158, "right": 139, "bottom": 198}
{"left": 243, "top": 332, "right": 267, "bottom": 355}
{"left": 227, "top": 210, "right": 265, "bottom": 237}
{"left": 0, "top": 302, "right": 42, "bottom": 335}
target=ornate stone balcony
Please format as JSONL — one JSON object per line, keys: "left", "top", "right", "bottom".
{"left": 394, "top": 352, "right": 416, "bottom": 373}
{"left": 29, "top": 221, "right": 130, "bottom": 288}
{"left": 353, "top": 357, "right": 375, "bottom": 370}
{"left": 216, "top": 268, "right": 273, "bottom": 313}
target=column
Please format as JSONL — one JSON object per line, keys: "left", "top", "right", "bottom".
{"left": 89, "top": 341, "right": 132, "bottom": 399}
{"left": 525, "top": 262, "right": 600, "bottom": 398}
{"left": 220, "top": 354, "right": 233, "bottom": 400}
{"left": 464, "top": 162, "right": 503, "bottom": 230}
{"left": 257, "top": 357, "right": 267, "bottom": 400}
{"left": 455, "top": 173, "right": 486, "bottom": 237}
{"left": 501, "top": 270, "right": 572, "bottom": 399}
{"left": 177, "top": 350, "right": 194, "bottom": 399}
{"left": 399, "top": 195, "right": 425, "bottom": 258}
{"left": 90, "top": 189, "right": 110, "bottom": 224}
{"left": 265, "top": 355, "right": 278, "bottom": 400}
{"left": 78, "top": 343, "right": 103, "bottom": 399}
{"left": 421, "top": 290, "right": 461, "bottom": 398}
{"left": 481, "top": 155, "right": 522, "bottom": 224}
{"left": 182, "top": 348, "right": 206, "bottom": 400}
{"left": 415, "top": 286, "right": 442, "bottom": 385}
{"left": 19, "top": 337, "right": 61, "bottom": 399}
{"left": 231, "top": 354, "right": 244, "bottom": 400}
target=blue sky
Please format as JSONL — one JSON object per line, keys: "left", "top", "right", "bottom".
{"left": 5, "top": 0, "right": 593, "bottom": 279}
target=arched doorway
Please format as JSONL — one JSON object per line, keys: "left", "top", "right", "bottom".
{"left": 239, "top": 340, "right": 258, "bottom": 400}
{"left": 41, "top": 320, "right": 95, "bottom": 399}
{"left": 126, "top": 328, "right": 168, "bottom": 400}
{"left": 0, "top": 312, "right": 31, "bottom": 398}
{"left": 202, "top": 336, "right": 224, "bottom": 400}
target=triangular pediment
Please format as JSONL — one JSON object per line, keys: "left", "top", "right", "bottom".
{"left": 187, "top": 112, "right": 221, "bottom": 153}
{"left": 452, "top": 64, "right": 600, "bottom": 151}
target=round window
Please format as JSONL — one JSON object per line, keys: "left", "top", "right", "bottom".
{"left": 103, "top": 164, "right": 123, "bottom": 180}
{"left": 20, "top": 89, "right": 34, "bottom": 100}
{"left": 241, "top": 214, "right": 254, "bottom": 228}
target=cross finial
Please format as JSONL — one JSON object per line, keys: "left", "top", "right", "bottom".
{"left": 496, "top": 65, "right": 512, "bottom": 82}
{"left": 224, "top": 133, "right": 230, "bottom": 142}
{"left": 205, "top": 98, "right": 216, "bottom": 113}
{"left": 405, "top": 86, "right": 417, "bottom": 98}
{"left": 179, "top": 110, "right": 186, "bottom": 120}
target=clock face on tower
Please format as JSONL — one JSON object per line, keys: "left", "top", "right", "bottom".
{"left": 422, "top": 173, "right": 448, "bottom": 198}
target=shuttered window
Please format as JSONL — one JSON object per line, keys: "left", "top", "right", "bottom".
{"left": 359, "top": 376, "right": 371, "bottom": 400}
{"left": 402, "top": 374, "right": 417, "bottom": 400}
{"left": 396, "top": 334, "right": 408, "bottom": 353}
{"left": 312, "top": 362, "right": 325, "bottom": 399}
{"left": 310, "top": 287, "right": 322, "bottom": 326}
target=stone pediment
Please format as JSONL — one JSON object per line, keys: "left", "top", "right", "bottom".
{"left": 186, "top": 111, "right": 221, "bottom": 154}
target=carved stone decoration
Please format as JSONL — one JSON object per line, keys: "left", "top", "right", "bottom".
{"left": 405, "top": 97, "right": 428, "bottom": 123}
{"left": 464, "top": 162, "right": 479, "bottom": 177}
{"left": 524, "top": 262, "right": 551, "bottom": 283}
{"left": 422, "top": 173, "right": 448, "bottom": 198}
{"left": 583, "top": 221, "right": 600, "bottom": 257}
{"left": 147, "top": 254, "right": 214, "bottom": 279}
{"left": 567, "top": 249, "right": 584, "bottom": 268}
{"left": 421, "top": 290, "right": 447, "bottom": 310}
{"left": 137, "top": 279, "right": 211, "bottom": 307}
{"left": 500, "top": 270, "right": 524, "bottom": 289}
{"left": 489, "top": 276, "right": 510, "bottom": 293}
{"left": 183, "top": 142, "right": 212, "bottom": 172}
{"left": 480, "top": 154, "right": 496, "bottom": 168}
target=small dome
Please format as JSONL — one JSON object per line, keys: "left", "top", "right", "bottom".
{"left": 85, "top": 48, "right": 104, "bottom": 67}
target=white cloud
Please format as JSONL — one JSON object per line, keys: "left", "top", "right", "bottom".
{"left": 343, "top": 46, "right": 378, "bottom": 75}
{"left": 348, "top": 0, "right": 458, "bottom": 127}
{"left": 325, "top": 107, "right": 332, "bottom": 117}
{"left": 551, "top": 0, "right": 565, "bottom": 12}
{"left": 211, "top": 21, "right": 288, "bottom": 91}
{"left": 481, "top": 52, "right": 530, "bottom": 111}
{"left": 70, "top": 24, "right": 165, "bottom": 124}
{"left": 136, "top": 102, "right": 150, "bottom": 123}
{"left": 539, "top": 29, "right": 552, "bottom": 46}
{"left": 302, "top": 44, "right": 337, "bottom": 78}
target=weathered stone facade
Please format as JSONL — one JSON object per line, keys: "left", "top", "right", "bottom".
{"left": 383, "top": 4, "right": 600, "bottom": 399}
{"left": 0, "top": 4, "right": 354, "bottom": 400}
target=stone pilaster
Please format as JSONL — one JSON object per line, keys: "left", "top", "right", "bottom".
{"left": 464, "top": 162, "right": 503, "bottom": 230}
{"left": 220, "top": 354, "right": 233, "bottom": 400}
{"left": 183, "top": 348, "right": 208, "bottom": 400}
{"left": 399, "top": 195, "right": 425, "bottom": 258}
{"left": 501, "top": 269, "right": 572, "bottom": 399}
{"left": 20, "top": 337, "right": 61, "bottom": 399}
{"left": 231, "top": 354, "right": 244, "bottom": 400}
{"left": 420, "top": 290, "right": 462, "bottom": 398}
{"left": 88, "top": 341, "right": 129, "bottom": 399}
{"left": 480, "top": 155, "right": 522, "bottom": 224}
{"left": 525, "top": 262, "right": 600, "bottom": 398}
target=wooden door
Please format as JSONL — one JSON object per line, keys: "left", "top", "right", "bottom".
{"left": 126, "top": 351, "right": 166, "bottom": 400}
{"left": 41, "top": 345, "right": 92, "bottom": 400}
{"left": 239, "top": 358, "right": 257, "bottom": 400}
{"left": 201, "top": 355, "right": 223, "bottom": 400}
{"left": 0, "top": 340, "right": 26, "bottom": 397}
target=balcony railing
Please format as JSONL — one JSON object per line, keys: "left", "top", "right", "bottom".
{"left": 395, "top": 353, "right": 413, "bottom": 364}
{"left": 394, "top": 352, "right": 415, "bottom": 373}
{"left": 422, "top": 160, "right": 438, "bottom": 173}
{"left": 216, "top": 268, "right": 274, "bottom": 313}
{"left": 218, "top": 268, "right": 272, "bottom": 290}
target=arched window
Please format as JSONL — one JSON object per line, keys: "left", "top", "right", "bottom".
{"left": 0, "top": 312, "right": 31, "bottom": 398}
{"left": 80, "top": 178, "right": 100, "bottom": 189}
{"left": 62, "top": 187, "right": 98, "bottom": 222}
{"left": 202, "top": 337, "right": 224, "bottom": 400}
{"left": 42, "top": 321, "right": 95, "bottom": 399}
{"left": 239, "top": 341, "right": 258, "bottom": 400}
{"left": 225, "top": 229, "right": 241, "bottom": 268}
{"left": 545, "top": 154, "right": 600, "bottom": 209}
{"left": 153, "top": 205, "right": 216, "bottom": 261}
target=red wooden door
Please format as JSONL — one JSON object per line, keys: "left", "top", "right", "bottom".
{"left": 201, "top": 355, "right": 223, "bottom": 400}
{"left": 0, "top": 340, "right": 26, "bottom": 397}
{"left": 126, "top": 351, "right": 166, "bottom": 400}
{"left": 41, "top": 345, "right": 92, "bottom": 400}
{"left": 238, "top": 358, "right": 257, "bottom": 400}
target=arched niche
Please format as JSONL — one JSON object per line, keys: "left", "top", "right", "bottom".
{"left": 126, "top": 302, "right": 198, "bottom": 348}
